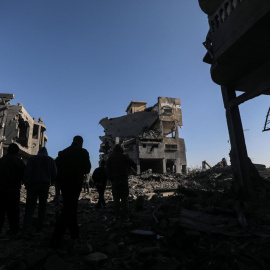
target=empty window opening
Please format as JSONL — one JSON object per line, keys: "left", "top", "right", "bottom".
{"left": 141, "top": 143, "right": 159, "bottom": 152}
{"left": 163, "top": 107, "right": 173, "bottom": 116}
{"left": 140, "top": 159, "right": 163, "bottom": 173}
{"left": 167, "top": 131, "right": 176, "bottom": 138}
{"left": 32, "top": 124, "right": 39, "bottom": 139}
{"left": 18, "top": 118, "right": 29, "bottom": 147}
{"left": 165, "top": 144, "right": 177, "bottom": 151}
{"left": 182, "top": 165, "right": 187, "bottom": 174}
{"left": 166, "top": 159, "right": 176, "bottom": 173}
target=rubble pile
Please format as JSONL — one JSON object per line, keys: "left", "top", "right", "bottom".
{"left": 1, "top": 167, "right": 270, "bottom": 269}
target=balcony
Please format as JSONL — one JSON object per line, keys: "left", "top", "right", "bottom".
{"left": 200, "top": 0, "right": 270, "bottom": 93}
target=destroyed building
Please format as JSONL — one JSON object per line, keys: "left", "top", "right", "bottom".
{"left": 0, "top": 94, "right": 47, "bottom": 162}
{"left": 198, "top": 0, "right": 270, "bottom": 196}
{"left": 99, "top": 97, "right": 187, "bottom": 174}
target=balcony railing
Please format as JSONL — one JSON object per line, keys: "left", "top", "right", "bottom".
{"left": 209, "top": 0, "right": 243, "bottom": 32}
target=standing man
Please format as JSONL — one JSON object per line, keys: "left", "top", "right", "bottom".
{"left": 83, "top": 173, "right": 90, "bottom": 194}
{"left": 106, "top": 144, "right": 136, "bottom": 220}
{"left": 0, "top": 143, "right": 25, "bottom": 237}
{"left": 92, "top": 160, "right": 107, "bottom": 209}
{"left": 50, "top": 136, "right": 91, "bottom": 249}
{"left": 23, "top": 147, "right": 57, "bottom": 238}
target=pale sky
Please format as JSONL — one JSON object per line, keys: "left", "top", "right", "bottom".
{"left": 0, "top": 0, "right": 269, "bottom": 170}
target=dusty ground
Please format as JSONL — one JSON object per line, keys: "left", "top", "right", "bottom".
{"left": 1, "top": 167, "right": 270, "bottom": 269}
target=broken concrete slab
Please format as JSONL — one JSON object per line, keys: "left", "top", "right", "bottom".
{"left": 85, "top": 252, "right": 108, "bottom": 264}
{"left": 131, "top": 229, "right": 156, "bottom": 239}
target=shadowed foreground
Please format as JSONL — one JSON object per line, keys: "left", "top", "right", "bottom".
{"left": 1, "top": 168, "right": 270, "bottom": 270}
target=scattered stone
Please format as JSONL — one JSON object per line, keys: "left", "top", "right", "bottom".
{"left": 131, "top": 229, "right": 156, "bottom": 239}
{"left": 145, "top": 193, "right": 156, "bottom": 199}
{"left": 85, "top": 252, "right": 108, "bottom": 264}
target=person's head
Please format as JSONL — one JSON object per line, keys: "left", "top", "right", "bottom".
{"left": 38, "top": 147, "right": 48, "bottom": 156}
{"left": 73, "top": 136, "right": 83, "bottom": 147}
{"left": 7, "top": 143, "right": 20, "bottom": 155}
{"left": 114, "top": 144, "right": 123, "bottom": 154}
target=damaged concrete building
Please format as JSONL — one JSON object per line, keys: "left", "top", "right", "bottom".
{"left": 198, "top": 0, "right": 270, "bottom": 197}
{"left": 99, "top": 97, "right": 187, "bottom": 174}
{"left": 0, "top": 93, "right": 47, "bottom": 162}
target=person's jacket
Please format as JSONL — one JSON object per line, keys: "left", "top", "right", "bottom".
{"left": 55, "top": 142, "right": 91, "bottom": 187}
{"left": 0, "top": 153, "right": 25, "bottom": 191}
{"left": 92, "top": 166, "right": 107, "bottom": 187}
{"left": 106, "top": 152, "right": 136, "bottom": 182}
{"left": 24, "top": 148, "right": 57, "bottom": 188}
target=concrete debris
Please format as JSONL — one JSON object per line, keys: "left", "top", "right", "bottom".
{"left": 202, "top": 157, "right": 228, "bottom": 171}
{"left": 130, "top": 229, "right": 156, "bottom": 238}
{"left": 0, "top": 93, "right": 47, "bottom": 162}
{"left": 85, "top": 252, "right": 108, "bottom": 263}
{"left": 1, "top": 167, "right": 270, "bottom": 269}
{"left": 99, "top": 97, "right": 187, "bottom": 174}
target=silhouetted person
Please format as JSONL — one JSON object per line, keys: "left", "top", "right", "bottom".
{"left": 0, "top": 143, "right": 25, "bottom": 237}
{"left": 92, "top": 160, "right": 107, "bottom": 208}
{"left": 23, "top": 147, "right": 57, "bottom": 238}
{"left": 50, "top": 136, "right": 91, "bottom": 249}
{"left": 106, "top": 144, "right": 136, "bottom": 220}
{"left": 83, "top": 173, "right": 90, "bottom": 194}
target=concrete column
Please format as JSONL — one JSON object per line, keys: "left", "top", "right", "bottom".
{"left": 136, "top": 138, "right": 141, "bottom": 175}
{"left": 162, "top": 159, "right": 166, "bottom": 173}
{"left": 41, "top": 131, "right": 45, "bottom": 147}
{"left": 37, "top": 125, "right": 41, "bottom": 149}
{"left": 221, "top": 86, "right": 251, "bottom": 198}
{"left": 0, "top": 143, "right": 3, "bottom": 158}
{"left": 175, "top": 158, "right": 181, "bottom": 173}
{"left": 175, "top": 122, "right": 179, "bottom": 138}
{"left": 137, "top": 164, "right": 141, "bottom": 175}
{"left": 160, "top": 121, "right": 164, "bottom": 137}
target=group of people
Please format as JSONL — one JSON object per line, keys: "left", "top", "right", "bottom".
{"left": 0, "top": 135, "right": 136, "bottom": 249}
